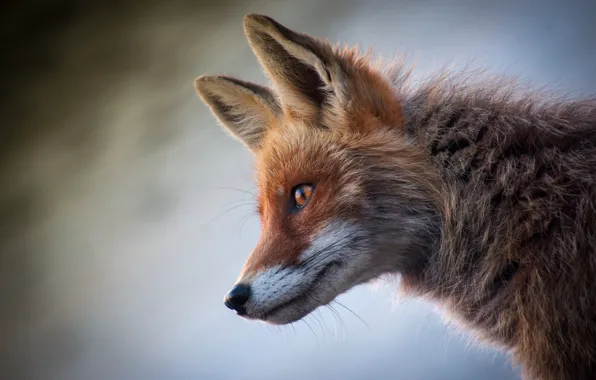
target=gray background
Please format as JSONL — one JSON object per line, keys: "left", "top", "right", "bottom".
{"left": 1, "top": 1, "right": 595, "bottom": 379}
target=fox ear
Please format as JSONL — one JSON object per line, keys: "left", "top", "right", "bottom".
{"left": 195, "top": 75, "right": 280, "bottom": 153}
{"left": 243, "top": 14, "right": 349, "bottom": 120}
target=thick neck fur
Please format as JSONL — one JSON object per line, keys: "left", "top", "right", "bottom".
{"left": 390, "top": 65, "right": 596, "bottom": 380}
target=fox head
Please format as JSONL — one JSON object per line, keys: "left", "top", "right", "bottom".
{"left": 195, "top": 14, "right": 442, "bottom": 325}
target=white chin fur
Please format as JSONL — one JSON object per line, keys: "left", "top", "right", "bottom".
{"left": 241, "top": 220, "right": 368, "bottom": 325}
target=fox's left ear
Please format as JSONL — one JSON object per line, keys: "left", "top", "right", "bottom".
{"left": 194, "top": 75, "right": 280, "bottom": 153}
{"left": 243, "top": 14, "right": 403, "bottom": 127}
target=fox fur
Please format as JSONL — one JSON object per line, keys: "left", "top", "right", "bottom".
{"left": 195, "top": 14, "right": 596, "bottom": 380}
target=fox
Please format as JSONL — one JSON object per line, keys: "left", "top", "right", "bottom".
{"left": 194, "top": 14, "right": 596, "bottom": 380}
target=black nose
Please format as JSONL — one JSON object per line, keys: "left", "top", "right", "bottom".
{"left": 224, "top": 283, "right": 251, "bottom": 313}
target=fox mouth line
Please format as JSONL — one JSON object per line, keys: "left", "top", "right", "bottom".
{"left": 256, "top": 260, "right": 342, "bottom": 321}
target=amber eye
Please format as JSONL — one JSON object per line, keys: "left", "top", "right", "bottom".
{"left": 292, "top": 184, "right": 314, "bottom": 210}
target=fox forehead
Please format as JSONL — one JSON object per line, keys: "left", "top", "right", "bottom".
{"left": 255, "top": 122, "right": 353, "bottom": 183}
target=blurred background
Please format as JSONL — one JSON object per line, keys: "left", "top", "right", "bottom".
{"left": 1, "top": 0, "right": 595, "bottom": 379}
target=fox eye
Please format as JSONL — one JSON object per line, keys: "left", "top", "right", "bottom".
{"left": 292, "top": 184, "right": 314, "bottom": 211}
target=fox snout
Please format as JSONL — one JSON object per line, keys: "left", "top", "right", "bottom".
{"left": 219, "top": 220, "right": 370, "bottom": 325}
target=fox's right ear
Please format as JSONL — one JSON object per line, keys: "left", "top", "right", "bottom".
{"left": 243, "top": 14, "right": 344, "bottom": 122}
{"left": 194, "top": 75, "right": 280, "bottom": 153}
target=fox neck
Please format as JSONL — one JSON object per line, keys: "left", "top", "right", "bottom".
{"left": 394, "top": 88, "right": 498, "bottom": 296}
{"left": 396, "top": 78, "right": 579, "bottom": 323}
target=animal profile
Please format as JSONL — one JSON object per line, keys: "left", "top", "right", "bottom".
{"left": 195, "top": 14, "right": 596, "bottom": 380}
